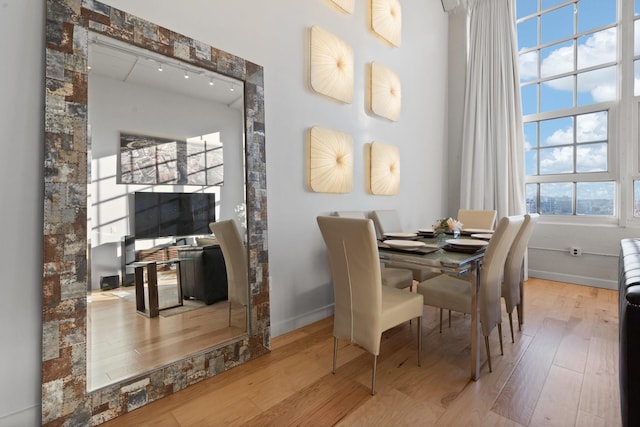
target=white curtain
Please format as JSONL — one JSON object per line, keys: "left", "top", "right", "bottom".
{"left": 459, "top": 0, "right": 525, "bottom": 218}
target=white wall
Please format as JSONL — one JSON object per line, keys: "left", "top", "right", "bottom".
{"left": 0, "top": 0, "right": 449, "bottom": 424}
{"left": 88, "top": 73, "right": 244, "bottom": 289}
{"left": 0, "top": 1, "right": 45, "bottom": 425}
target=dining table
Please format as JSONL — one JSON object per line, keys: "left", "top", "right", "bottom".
{"left": 377, "top": 231, "right": 488, "bottom": 381}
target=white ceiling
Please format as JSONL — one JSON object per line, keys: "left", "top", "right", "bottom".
{"left": 88, "top": 34, "right": 244, "bottom": 109}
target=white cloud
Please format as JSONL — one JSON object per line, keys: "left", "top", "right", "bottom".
{"left": 576, "top": 111, "right": 607, "bottom": 142}
{"left": 577, "top": 28, "right": 616, "bottom": 68}
{"left": 520, "top": 28, "right": 617, "bottom": 102}
{"left": 518, "top": 50, "right": 538, "bottom": 81}
{"left": 577, "top": 143, "right": 607, "bottom": 172}
{"left": 546, "top": 127, "right": 572, "bottom": 145}
{"left": 541, "top": 44, "right": 573, "bottom": 78}
{"left": 540, "top": 146, "right": 573, "bottom": 174}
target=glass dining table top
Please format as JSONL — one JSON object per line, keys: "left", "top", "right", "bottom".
{"left": 377, "top": 235, "right": 486, "bottom": 275}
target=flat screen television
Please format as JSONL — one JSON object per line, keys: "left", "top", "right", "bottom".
{"left": 134, "top": 192, "right": 216, "bottom": 239}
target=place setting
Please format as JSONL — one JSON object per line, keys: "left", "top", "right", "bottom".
{"left": 460, "top": 227, "right": 494, "bottom": 236}
{"left": 469, "top": 233, "right": 492, "bottom": 240}
{"left": 380, "top": 239, "right": 440, "bottom": 254}
{"left": 416, "top": 227, "right": 437, "bottom": 238}
{"left": 442, "top": 238, "right": 489, "bottom": 254}
{"left": 383, "top": 231, "right": 419, "bottom": 240}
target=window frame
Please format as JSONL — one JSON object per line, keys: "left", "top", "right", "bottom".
{"left": 518, "top": 0, "right": 620, "bottom": 224}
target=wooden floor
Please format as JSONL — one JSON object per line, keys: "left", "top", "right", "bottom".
{"left": 102, "top": 278, "right": 621, "bottom": 426}
{"left": 88, "top": 271, "right": 246, "bottom": 391}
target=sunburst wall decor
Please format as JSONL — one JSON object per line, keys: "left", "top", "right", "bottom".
{"left": 371, "top": 0, "right": 402, "bottom": 47}
{"left": 310, "top": 25, "right": 354, "bottom": 103}
{"left": 370, "top": 61, "right": 401, "bottom": 121}
{"left": 370, "top": 141, "right": 400, "bottom": 195}
{"left": 330, "top": 0, "right": 355, "bottom": 14}
{"left": 308, "top": 126, "right": 354, "bottom": 193}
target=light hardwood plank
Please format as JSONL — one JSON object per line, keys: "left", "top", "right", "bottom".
{"left": 100, "top": 279, "right": 621, "bottom": 427}
{"left": 529, "top": 364, "right": 582, "bottom": 426}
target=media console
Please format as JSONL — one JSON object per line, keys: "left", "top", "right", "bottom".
{"left": 121, "top": 236, "right": 228, "bottom": 306}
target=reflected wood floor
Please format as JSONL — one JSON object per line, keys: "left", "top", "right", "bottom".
{"left": 102, "top": 278, "right": 620, "bottom": 426}
{"left": 88, "top": 271, "right": 246, "bottom": 391}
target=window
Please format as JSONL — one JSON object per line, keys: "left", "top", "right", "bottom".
{"left": 517, "top": 0, "right": 617, "bottom": 217}
{"left": 632, "top": 0, "right": 640, "bottom": 215}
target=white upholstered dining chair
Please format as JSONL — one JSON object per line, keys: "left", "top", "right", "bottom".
{"left": 457, "top": 209, "right": 498, "bottom": 230}
{"left": 417, "top": 215, "right": 523, "bottom": 373}
{"left": 316, "top": 215, "right": 424, "bottom": 395}
{"left": 502, "top": 213, "right": 539, "bottom": 342}
{"left": 209, "top": 219, "right": 249, "bottom": 330}
{"left": 437, "top": 209, "right": 497, "bottom": 330}
{"left": 336, "top": 211, "right": 413, "bottom": 290}
{"left": 371, "top": 209, "right": 439, "bottom": 282}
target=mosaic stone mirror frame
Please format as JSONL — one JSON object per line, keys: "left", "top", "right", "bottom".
{"left": 43, "top": 0, "right": 270, "bottom": 424}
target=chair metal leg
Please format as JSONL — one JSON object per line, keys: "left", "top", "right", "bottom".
{"left": 417, "top": 316, "right": 422, "bottom": 367}
{"left": 439, "top": 308, "right": 443, "bottom": 333}
{"left": 516, "top": 302, "right": 523, "bottom": 331}
{"left": 332, "top": 337, "right": 338, "bottom": 374}
{"left": 371, "top": 354, "right": 377, "bottom": 396}
{"left": 508, "top": 312, "right": 515, "bottom": 343}
{"left": 484, "top": 336, "right": 492, "bottom": 373}
{"left": 448, "top": 309, "right": 451, "bottom": 327}
{"left": 498, "top": 323, "right": 504, "bottom": 355}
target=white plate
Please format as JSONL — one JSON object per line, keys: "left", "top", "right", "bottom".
{"left": 445, "top": 238, "right": 489, "bottom": 247}
{"left": 384, "top": 232, "right": 418, "bottom": 239}
{"left": 417, "top": 228, "right": 435, "bottom": 233}
{"left": 470, "top": 233, "right": 492, "bottom": 240}
{"left": 383, "top": 240, "right": 426, "bottom": 250}
{"left": 462, "top": 228, "right": 494, "bottom": 234}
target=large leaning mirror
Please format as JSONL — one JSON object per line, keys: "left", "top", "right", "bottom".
{"left": 87, "top": 34, "right": 249, "bottom": 391}
{"left": 42, "top": 1, "right": 270, "bottom": 425}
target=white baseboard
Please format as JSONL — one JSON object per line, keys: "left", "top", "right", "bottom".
{"left": 270, "top": 304, "right": 334, "bottom": 338}
{"left": 0, "top": 405, "right": 39, "bottom": 427}
{"left": 529, "top": 270, "right": 617, "bottom": 290}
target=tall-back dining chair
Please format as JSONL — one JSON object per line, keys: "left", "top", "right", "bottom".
{"left": 457, "top": 209, "right": 498, "bottom": 230}
{"left": 440, "top": 209, "right": 497, "bottom": 330}
{"left": 502, "top": 213, "right": 539, "bottom": 342}
{"left": 316, "top": 216, "right": 424, "bottom": 395}
{"left": 417, "top": 215, "right": 523, "bottom": 373}
{"left": 371, "top": 209, "right": 439, "bottom": 282}
{"left": 371, "top": 209, "right": 403, "bottom": 239}
{"left": 336, "top": 211, "right": 413, "bottom": 290}
{"left": 209, "top": 219, "right": 249, "bottom": 330}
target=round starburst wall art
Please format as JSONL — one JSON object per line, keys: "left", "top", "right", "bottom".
{"left": 370, "top": 61, "right": 401, "bottom": 121}
{"left": 370, "top": 141, "right": 400, "bottom": 195}
{"left": 310, "top": 25, "right": 354, "bottom": 104}
{"left": 371, "top": 0, "right": 402, "bottom": 47}
{"left": 308, "top": 126, "right": 354, "bottom": 193}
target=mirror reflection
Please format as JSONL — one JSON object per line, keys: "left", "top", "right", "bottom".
{"left": 86, "top": 34, "right": 248, "bottom": 391}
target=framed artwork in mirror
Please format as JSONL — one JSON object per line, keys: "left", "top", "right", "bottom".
{"left": 42, "top": 0, "right": 270, "bottom": 425}
{"left": 119, "top": 131, "right": 224, "bottom": 186}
